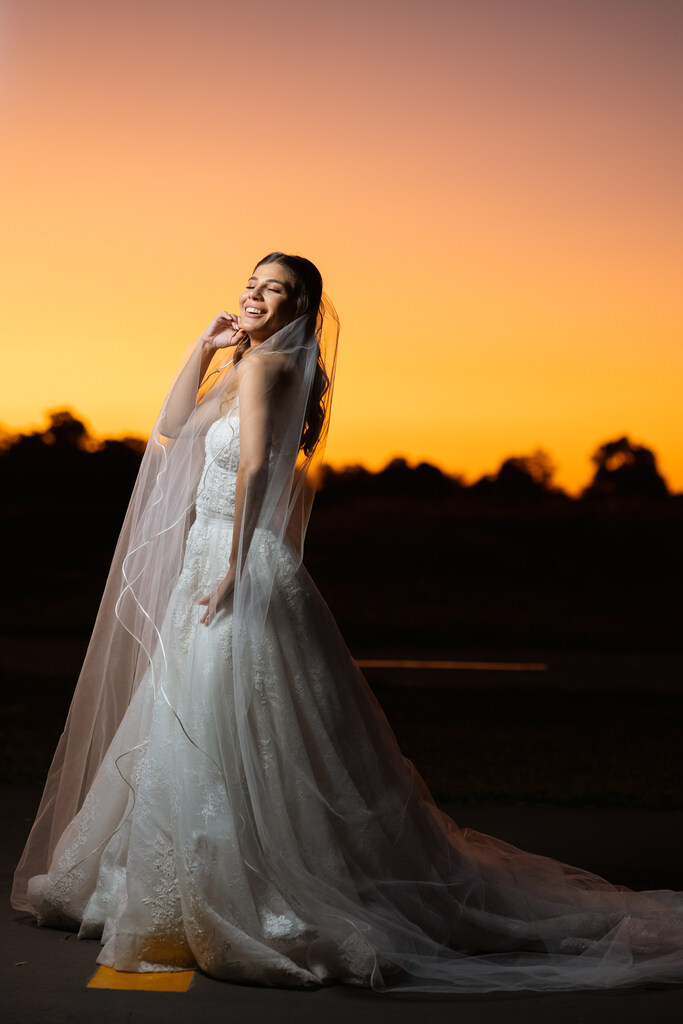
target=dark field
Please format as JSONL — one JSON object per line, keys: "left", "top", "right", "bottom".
{"left": 2, "top": 645, "right": 682, "bottom": 809}
{"left": 370, "top": 679, "right": 683, "bottom": 809}
{"left": 3, "top": 491, "right": 682, "bottom": 652}
{"left": 306, "top": 493, "right": 682, "bottom": 652}
{"left": 1, "top": 473, "right": 681, "bottom": 809}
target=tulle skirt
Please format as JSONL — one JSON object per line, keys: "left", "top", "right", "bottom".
{"left": 26, "top": 511, "right": 683, "bottom": 992}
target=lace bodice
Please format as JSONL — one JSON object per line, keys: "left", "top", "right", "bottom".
{"left": 195, "top": 399, "right": 280, "bottom": 520}
{"left": 195, "top": 405, "right": 241, "bottom": 518}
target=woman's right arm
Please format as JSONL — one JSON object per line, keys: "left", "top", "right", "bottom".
{"left": 199, "top": 355, "right": 287, "bottom": 626}
{"left": 160, "top": 313, "right": 247, "bottom": 436}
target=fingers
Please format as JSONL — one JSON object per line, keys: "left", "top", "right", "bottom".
{"left": 198, "top": 580, "right": 234, "bottom": 626}
{"left": 199, "top": 591, "right": 219, "bottom": 626}
{"left": 211, "top": 314, "right": 246, "bottom": 349}
{"left": 198, "top": 592, "right": 211, "bottom": 626}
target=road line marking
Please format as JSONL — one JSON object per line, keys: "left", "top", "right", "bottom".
{"left": 357, "top": 659, "right": 548, "bottom": 671}
{"left": 87, "top": 965, "right": 195, "bottom": 991}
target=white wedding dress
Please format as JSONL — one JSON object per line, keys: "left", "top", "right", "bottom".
{"left": 26, "top": 405, "right": 683, "bottom": 992}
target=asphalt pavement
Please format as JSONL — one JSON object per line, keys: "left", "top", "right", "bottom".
{"left": 3, "top": 783, "right": 683, "bottom": 1023}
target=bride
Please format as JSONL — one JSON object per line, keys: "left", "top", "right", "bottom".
{"left": 12, "top": 253, "right": 683, "bottom": 992}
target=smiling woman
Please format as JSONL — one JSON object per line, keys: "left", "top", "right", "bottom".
{"left": 11, "top": 254, "right": 683, "bottom": 994}
{"left": 241, "top": 263, "right": 296, "bottom": 337}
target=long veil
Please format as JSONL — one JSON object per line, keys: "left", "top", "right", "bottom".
{"left": 13, "top": 290, "right": 683, "bottom": 994}
{"left": 11, "top": 295, "right": 340, "bottom": 912}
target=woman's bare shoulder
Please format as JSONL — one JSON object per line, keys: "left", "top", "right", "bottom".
{"left": 238, "top": 350, "right": 295, "bottom": 385}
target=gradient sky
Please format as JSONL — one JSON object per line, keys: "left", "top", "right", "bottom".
{"left": 1, "top": 0, "right": 681, "bottom": 494}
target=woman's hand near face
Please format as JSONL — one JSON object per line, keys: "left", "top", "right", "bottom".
{"left": 198, "top": 568, "right": 236, "bottom": 627}
{"left": 201, "top": 312, "right": 249, "bottom": 353}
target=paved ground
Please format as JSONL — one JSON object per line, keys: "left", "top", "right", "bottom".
{"left": 3, "top": 783, "right": 683, "bottom": 1023}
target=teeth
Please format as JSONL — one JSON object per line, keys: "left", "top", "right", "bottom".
{"left": 245, "top": 307, "right": 263, "bottom": 314}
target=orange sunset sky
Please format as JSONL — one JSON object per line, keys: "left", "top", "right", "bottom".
{"left": 1, "top": 0, "right": 681, "bottom": 495}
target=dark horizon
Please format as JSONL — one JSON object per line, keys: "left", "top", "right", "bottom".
{"left": 2, "top": 408, "right": 678, "bottom": 502}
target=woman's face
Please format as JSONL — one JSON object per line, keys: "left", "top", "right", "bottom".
{"left": 238, "top": 262, "right": 297, "bottom": 343}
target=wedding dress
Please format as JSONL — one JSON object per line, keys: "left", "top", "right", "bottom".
{"left": 20, "top": 398, "right": 683, "bottom": 993}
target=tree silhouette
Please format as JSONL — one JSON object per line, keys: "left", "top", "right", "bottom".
{"left": 497, "top": 449, "right": 557, "bottom": 491}
{"left": 319, "top": 458, "right": 460, "bottom": 501}
{"left": 43, "top": 409, "right": 90, "bottom": 449}
{"left": 472, "top": 448, "right": 562, "bottom": 500}
{"left": 0, "top": 409, "right": 143, "bottom": 502}
{"left": 582, "top": 436, "right": 669, "bottom": 500}
{"left": 375, "top": 457, "right": 453, "bottom": 496}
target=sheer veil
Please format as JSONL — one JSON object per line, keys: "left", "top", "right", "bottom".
{"left": 12, "top": 277, "right": 683, "bottom": 993}
{"left": 11, "top": 293, "right": 340, "bottom": 912}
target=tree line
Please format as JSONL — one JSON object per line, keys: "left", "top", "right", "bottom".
{"left": 0, "top": 409, "right": 676, "bottom": 505}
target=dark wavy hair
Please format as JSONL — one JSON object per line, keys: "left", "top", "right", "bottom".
{"left": 234, "top": 252, "right": 330, "bottom": 456}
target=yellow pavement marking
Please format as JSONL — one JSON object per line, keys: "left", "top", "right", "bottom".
{"left": 357, "top": 659, "right": 548, "bottom": 671}
{"left": 88, "top": 965, "right": 195, "bottom": 991}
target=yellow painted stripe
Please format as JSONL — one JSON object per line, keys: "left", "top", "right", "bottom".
{"left": 88, "top": 965, "right": 195, "bottom": 991}
{"left": 357, "top": 659, "right": 548, "bottom": 671}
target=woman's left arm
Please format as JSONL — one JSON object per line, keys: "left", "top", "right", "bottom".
{"left": 199, "top": 357, "right": 279, "bottom": 625}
